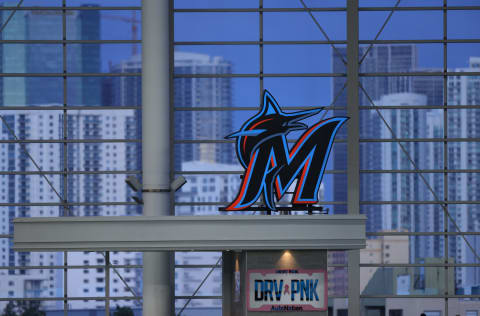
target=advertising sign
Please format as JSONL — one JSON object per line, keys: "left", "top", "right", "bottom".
{"left": 225, "top": 90, "right": 347, "bottom": 211}
{"left": 247, "top": 269, "right": 327, "bottom": 312}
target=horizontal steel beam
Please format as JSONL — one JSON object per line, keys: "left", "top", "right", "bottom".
{"left": 367, "top": 231, "right": 480, "bottom": 236}
{"left": 13, "top": 215, "right": 366, "bottom": 252}
{"left": 1, "top": 5, "right": 477, "bottom": 12}
{"left": 21, "top": 71, "right": 464, "bottom": 78}
{"left": 174, "top": 8, "right": 346, "bottom": 12}
{"left": 6, "top": 168, "right": 480, "bottom": 176}
{"left": 0, "top": 296, "right": 141, "bottom": 302}
{"left": 174, "top": 39, "right": 480, "bottom": 45}
{"left": 0, "top": 6, "right": 141, "bottom": 10}
{"left": 360, "top": 294, "right": 480, "bottom": 299}
{"left": 173, "top": 6, "right": 480, "bottom": 12}
{"left": 0, "top": 106, "right": 140, "bottom": 110}
{"left": 173, "top": 137, "right": 480, "bottom": 143}
{"left": 0, "top": 40, "right": 141, "bottom": 44}
{"left": 0, "top": 104, "right": 478, "bottom": 111}
{"left": 0, "top": 170, "right": 141, "bottom": 175}
{"left": 0, "top": 137, "right": 478, "bottom": 144}
{"left": 174, "top": 105, "right": 480, "bottom": 110}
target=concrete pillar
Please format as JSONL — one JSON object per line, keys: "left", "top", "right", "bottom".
{"left": 142, "top": 0, "right": 173, "bottom": 315}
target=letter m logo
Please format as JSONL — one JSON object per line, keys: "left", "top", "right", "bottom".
{"left": 225, "top": 90, "right": 347, "bottom": 211}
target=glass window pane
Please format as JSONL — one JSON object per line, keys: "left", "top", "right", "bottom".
{"left": 360, "top": 11, "right": 442, "bottom": 40}
{"left": 448, "top": 10, "right": 480, "bottom": 39}
{"left": 174, "top": 13, "right": 258, "bottom": 42}
{"left": 264, "top": 12, "right": 346, "bottom": 41}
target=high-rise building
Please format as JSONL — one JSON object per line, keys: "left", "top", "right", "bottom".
{"left": 330, "top": 45, "right": 418, "bottom": 295}
{"left": 0, "top": 4, "right": 101, "bottom": 106}
{"left": 425, "top": 110, "right": 444, "bottom": 260}
{"left": 174, "top": 51, "right": 234, "bottom": 168}
{"left": 446, "top": 57, "right": 480, "bottom": 290}
{"left": 0, "top": 110, "right": 139, "bottom": 310}
{"left": 107, "top": 51, "right": 235, "bottom": 172}
{"left": 377, "top": 93, "right": 428, "bottom": 262}
{"left": 332, "top": 45, "right": 417, "bottom": 232}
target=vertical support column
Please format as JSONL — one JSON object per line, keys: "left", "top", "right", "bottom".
{"left": 346, "top": 0, "right": 360, "bottom": 315}
{"left": 259, "top": 0, "right": 264, "bottom": 102}
{"left": 61, "top": 2, "right": 69, "bottom": 315}
{"left": 105, "top": 251, "right": 110, "bottom": 316}
{"left": 222, "top": 251, "right": 233, "bottom": 316}
{"left": 142, "top": 0, "right": 174, "bottom": 315}
{"left": 442, "top": 1, "right": 449, "bottom": 315}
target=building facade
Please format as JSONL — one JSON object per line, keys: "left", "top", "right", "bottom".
{"left": 446, "top": 57, "right": 480, "bottom": 291}
{"left": 0, "top": 4, "right": 101, "bottom": 107}
{"left": 0, "top": 110, "right": 139, "bottom": 310}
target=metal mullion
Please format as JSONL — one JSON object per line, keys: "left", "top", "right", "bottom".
{"left": 170, "top": 0, "right": 175, "bottom": 218}
{"left": 443, "top": 1, "right": 449, "bottom": 313}
{"left": 175, "top": 170, "right": 346, "bottom": 175}
{"left": 169, "top": 0, "right": 177, "bottom": 308}
{"left": 0, "top": 202, "right": 137, "bottom": 206}
{"left": 175, "top": 39, "right": 480, "bottom": 45}
{"left": 360, "top": 39, "right": 480, "bottom": 44}
{"left": 359, "top": 6, "right": 480, "bottom": 11}
{"left": 176, "top": 201, "right": 480, "bottom": 206}
{"left": 176, "top": 169, "right": 480, "bottom": 174}
{"left": 0, "top": 170, "right": 140, "bottom": 175}
{"left": 359, "top": 71, "right": 480, "bottom": 77}
{"left": 61, "top": 3, "right": 68, "bottom": 315}
{"left": 0, "top": 6, "right": 141, "bottom": 10}
{"left": 173, "top": 73, "right": 346, "bottom": 78}
{"left": 0, "top": 264, "right": 142, "bottom": 270}
{"left": 173, "top": 137, "right": 480, "bottom": 143}
{"left": 360, "top": 294, "right": 480, "bottom": 299}
{"left": 173, "top": 8, "right": 346, "bottom": 13}
{"left": 174, "top": 106, "right": 348, "bottom": 111}
{"left": 360, "top": 263, "right": 480, "bottom": 268}
{"left": 0, "top": 40, "right": 141, "bottom": 44}
{"left": 0, "top": 296, "right": 142, "bottom": 301}
{"left": 0, "top": 73, "right": 141, "bottom": 77}
{"left": 259, "top": 0, "right": 264, "bottom": 102}
{"left": 63, "top": 252, "right": 67, "bottom": 315}
{"left": 0, "top": 139, "right": 141, "bottom": 143}
{"left": 359, "top": 137, "right": 480, "bottom": 142}
{"left": 174, "top": 201, "right": 347, "bottom": 206}
{"left": 359, "top": 105, "right": 480, "bottom": 110}
{"left": 175, "top": 40, "right": 347, "bottom": 45}
{"left": 359, "top": 169, "right": 480, "bottom": 174}
{"left": 368, "top": 231, "right": 480, "bottom": 236}
{"left": 175, "top": 139, "right": 345, "bottom": 143}
{"left": 105, "top": 252, "right": 110, "bottom": 316}
{"left": 360, "top": 201, "right": 480, "bottom": 205}
{"left": 0, "top": 106, "right": 141, "bottom": 110}
{"left": 0, "top": 234, "right": 13, "bottom": 238}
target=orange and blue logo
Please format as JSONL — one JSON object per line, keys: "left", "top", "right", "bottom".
{"left": 225, "top": 90, "right": 347, "bottom": 211}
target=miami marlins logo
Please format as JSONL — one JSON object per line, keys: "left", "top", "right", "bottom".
{"left": 225, "top": 90, "right": 348, "bottom": 211}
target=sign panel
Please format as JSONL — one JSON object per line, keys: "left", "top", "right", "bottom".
{"left": 247, "top": 268, "right": 327, "bottom": 312}
{"left": 225, "top": 90, "right": 347, "bottom": 211}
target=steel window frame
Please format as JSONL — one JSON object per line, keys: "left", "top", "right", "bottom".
{"left": 0, "top": 2, "right": 478, "bottom": 316}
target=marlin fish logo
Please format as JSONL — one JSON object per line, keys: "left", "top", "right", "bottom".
{"left": 225, "top": 90, "right": 348, "bottom": 211}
